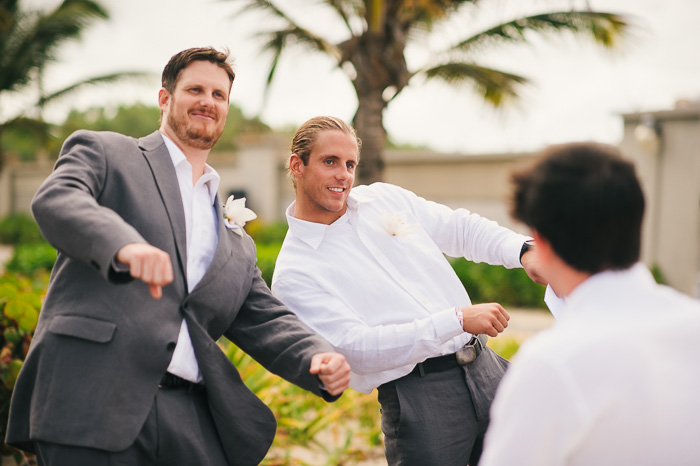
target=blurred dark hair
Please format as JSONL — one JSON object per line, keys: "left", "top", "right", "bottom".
{"left": 511, "top": 142, "right": 645, "bottom": 273}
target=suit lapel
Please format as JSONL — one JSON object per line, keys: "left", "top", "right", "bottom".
{"left": 139, "top": 131, "right": 188, "bottom": 284}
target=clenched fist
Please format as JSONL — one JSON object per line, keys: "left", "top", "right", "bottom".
{"left": 116, "top": 243, "right": 174, "bottom": 299}
{"left": 310, "top": 352, "right": 351, "bottom": 396}
{"left": 460, "top": 303, "right": 510, "bottom": 337}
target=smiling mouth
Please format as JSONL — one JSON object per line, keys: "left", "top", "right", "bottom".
{"left": 191, "top": 110, "right": 216, "bottom": 121}
{"left": 328, "top": 187, "right": 345, "bottom": 193}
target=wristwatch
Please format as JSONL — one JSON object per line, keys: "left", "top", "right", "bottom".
{"left": 519, "top": 240, "right": 534, "bottom": 264}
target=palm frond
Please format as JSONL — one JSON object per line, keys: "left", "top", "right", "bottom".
{"left": 0, "top": 0, "right": 109, "bottom": 93}
{"left": 422, "top": 62, "right": 528, "bottom": 106}
{"left": 396, "top": 0, "right": 477, "bottom": 30}
{"left": 326, "top": 0, "right": 360, "bottom": 35}
{"left": 233, "top": 0, "right": 297, "bottom": 25}
{"left": 37, "top": 71, "right": 153, "bottom": 108}
{"left": 257, "top": 26, "right": 340, "bottom": 90}
{"left": 453, "top": 11, "right": 629, "bottom": 53}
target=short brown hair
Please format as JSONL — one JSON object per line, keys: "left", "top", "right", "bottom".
{"left": 161, "top": 47, "right": 235, "bottom": 95}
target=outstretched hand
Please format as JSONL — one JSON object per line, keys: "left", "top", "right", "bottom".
{"left": 116, "top": 243, "right": 174, "bottom": 299}
{"left": 310, "top": 352, "right": 351, "bottom": 396}
{"left": 460, "top": 303, "right": 510, "bottom": 337}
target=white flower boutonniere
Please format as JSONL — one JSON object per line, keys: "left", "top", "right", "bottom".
{"left": 381, "top": 211, "right": 419, "bottom": 237}
{"left": 223, "top": 195, "right": 257, "bottom": 236}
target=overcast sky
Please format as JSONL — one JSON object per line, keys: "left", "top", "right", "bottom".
{"left": 14, "top": 0, "right": 700, "bottom": 154}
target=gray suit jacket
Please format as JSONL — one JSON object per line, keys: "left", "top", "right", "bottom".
{"left": 6, "top": 130, "right": 335, "bottom": 465}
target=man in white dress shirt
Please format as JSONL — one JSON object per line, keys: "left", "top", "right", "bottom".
{"left": 271, "top": 116, "right": 545, "bottom": 465}
{"left": 479, "top": 142, "right": 700, "bottom": 466}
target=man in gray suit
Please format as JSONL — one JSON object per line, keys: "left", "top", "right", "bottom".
{"left": 6, "top": 47, "right": 351, "bottom": 466}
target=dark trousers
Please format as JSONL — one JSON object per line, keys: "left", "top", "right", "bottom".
{"left": 378, "top": 347, "right": 509, "bottom": 466}
{"left": 34, "top": 385, "right": 228, "bottom": 466}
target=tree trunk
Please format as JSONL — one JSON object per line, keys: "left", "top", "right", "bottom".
{"left": 353, "top": 88, "right": 387, "bottom": 185}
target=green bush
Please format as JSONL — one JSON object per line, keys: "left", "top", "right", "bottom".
{"left": 257, "top": 243, "right": 283, "bottom": 286}
{"left": 0, "top": 214, "right": 44, "bottom": 245}
{"left": 450, "top": 258, "right": 546, "bottom": 309}
{"left": 0, "top": 271, "right": 47, "bottom": 461}
{"left": 247, "top": 220, "right": 289, "bottom": 245}
{"left": 6, "top": 243, "right": 57, "bottom": 277}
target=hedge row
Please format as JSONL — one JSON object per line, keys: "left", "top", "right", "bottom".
{"left": 0, "top": 216, "right": 547, "bottom": 309}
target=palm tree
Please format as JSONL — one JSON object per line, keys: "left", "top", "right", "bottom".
{"left": 228, "top": 0, "right": 630, "bottom": 184}
{"left": 0, "top": 0, "right": 147, "bottom": 172}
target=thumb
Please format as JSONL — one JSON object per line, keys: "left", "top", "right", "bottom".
{"left": 309, "top": 354, "right": 329, "bottom": 374}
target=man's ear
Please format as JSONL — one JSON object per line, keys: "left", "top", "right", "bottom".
{"left": 289, "top": 153, "right": 304, "bottom": 177}
{"left": 158, "top": 88, "right": 170, "bottom": 113}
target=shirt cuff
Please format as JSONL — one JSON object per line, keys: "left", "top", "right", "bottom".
{"left": 431, "top": 307, "right": 466, "bottom": 343}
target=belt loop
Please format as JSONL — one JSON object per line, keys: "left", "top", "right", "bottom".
{"left": 417, "top": 363, "right": 425, "bottom": 378}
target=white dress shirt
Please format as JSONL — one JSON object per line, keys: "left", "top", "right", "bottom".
{"left": 272, "top": 182, "right": 527, "bottom": 393}
{"left": 480, "top": 263, "right": 700, "bottom": 466}
{"left": 162, "top": 134, "right": 220, "bottom": 383}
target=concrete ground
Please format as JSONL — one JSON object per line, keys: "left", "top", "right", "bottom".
{"left": 502, "top": 307, "right": 555, "bottom": 339}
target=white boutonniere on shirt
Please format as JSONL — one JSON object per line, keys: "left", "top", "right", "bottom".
{"left": 381, "top": 211, "right": 419, "bottom": 237}
{"left": 223, "top": 195, "right": 257, "bottom": 236}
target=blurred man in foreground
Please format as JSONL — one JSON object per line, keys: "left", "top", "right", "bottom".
{"left": 480, "top": 142, "right": 700, "bottom": 466}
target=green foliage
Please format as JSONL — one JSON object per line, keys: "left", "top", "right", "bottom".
{"left": 487, "top": 337, "right": 521, "bottom": 361}
{"left": 215, "top": 105, "right": 271, "bottom": 151}
{"left": 59, "top": 103, "right": 162, "bottom": 139}
{"left": 450, "top": 257, "right": 546, "bottom": 309}
{"left": 247, "top": 220, "right": 289, "bottom": 245}
{"left": 224, "top": 342, "right": 383, "bottom": 465}
{"left": 0, "top": 213, "right": 44, "bottom": 245}
{"left": 6, "top": 243, "right": 57, "bottom": 277}
{"left": 256, "top": 243, "right": 283, "bottom": 287}
{"left": 0, "top": 271, "right": 47, "bottom": 458}
{"left": 650, "top": 264, "right": 666, "bottom": 284}
{"left": 249, "top": 221, "right": 288, "bottom": 286}
{"left": 0, "top": 0, "right": 142, "bottom": 177}
{"left": 51, "top": 102, "right": 271, "bottom": 156}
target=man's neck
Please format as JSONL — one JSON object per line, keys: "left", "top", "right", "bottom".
{"left": 159, "top": 129, "right": 210, "bottom": 183}
{"left": 550, "top": 265, "right": 590, "bottom": 297}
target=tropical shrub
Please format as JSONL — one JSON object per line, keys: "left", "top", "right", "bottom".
{"left": 224, "top": 342, "right": 384, "bottom": 465}
{"left": 449, "top": 258, "right": 546, "bottom": 309}
{"left": 6, "top": 244, "right": 56, "bottom": 277}
{"left": 0, "top": 271, "right": 47, "bottom": 462}
{"left": 0, "top": 214, "right": 44, "bottom": 245}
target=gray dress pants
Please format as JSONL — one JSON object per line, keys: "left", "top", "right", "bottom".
{"left": 377, "top": 347, "right": 509, "bottom": 466}
{"left": 34, "top": 384, "right": 228, "bottom": 466}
